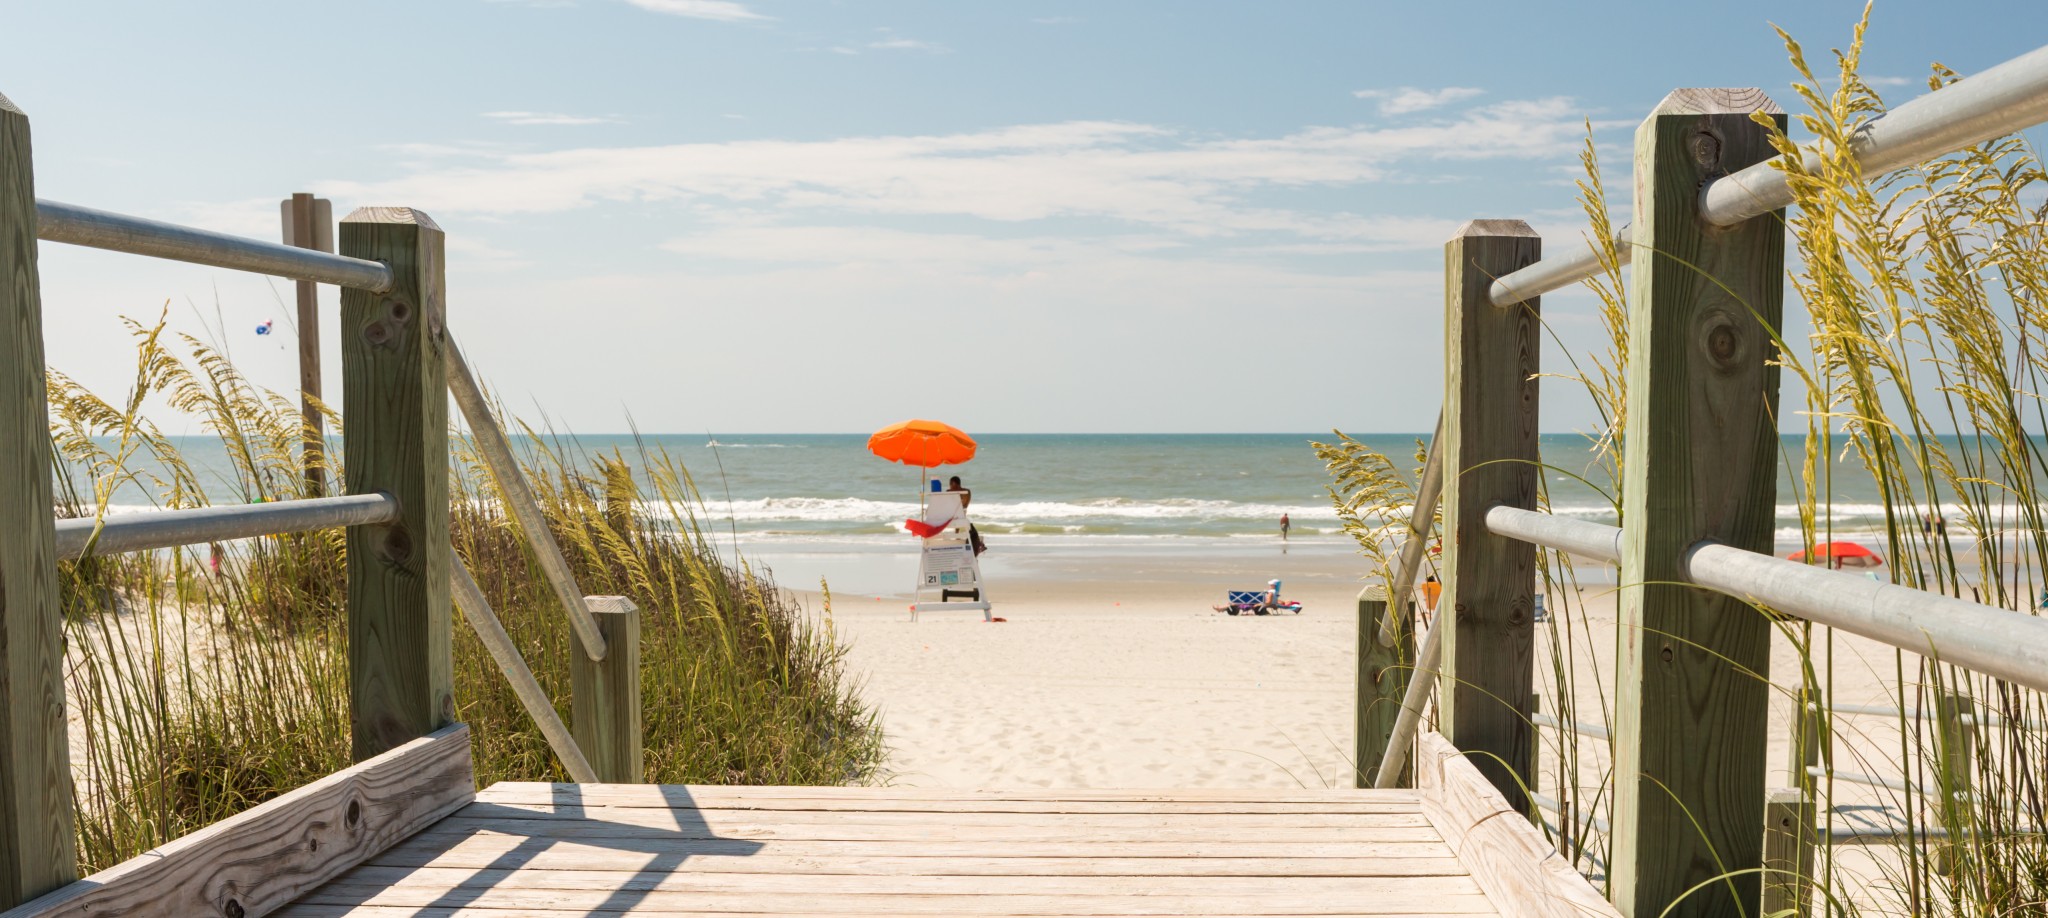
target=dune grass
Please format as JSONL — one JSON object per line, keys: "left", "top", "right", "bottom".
{"left": 1323, "top": 9, "right": 2048, "bottom": 916}
{"left": 47, "top": 315, "right": 882, "bottom": 873}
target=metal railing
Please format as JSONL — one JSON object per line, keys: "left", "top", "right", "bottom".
{"left": 29, "top": 193, "right": 618, "bottom": 786}
{"left": 36, "top": 199, "right": 393, "bottom": 292}
{"left": 1482, "top": 506, "right": 2048, "bottom": 695}
{"left": 1486, "top": 43, "right": 2048, "bottom": 307}
{"left": 53, "top": 493, "right": 399, "bottom": 557}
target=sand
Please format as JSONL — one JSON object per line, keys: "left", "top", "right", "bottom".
{"left": 793, "top": 539, "right": 1966, "bottom": 912}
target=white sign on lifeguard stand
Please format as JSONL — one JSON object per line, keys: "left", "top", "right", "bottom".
{"left": 912, "top": 482, "right": 991, "bottom": 621}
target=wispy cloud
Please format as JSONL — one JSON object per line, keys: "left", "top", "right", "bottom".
{"left": 483, "top": 111, "right": 624, "bottom": 126}
{"left": 321, "top": 100, "right": 1589, "bottom": 240}
{"left": 622, "top": 0, "right": 768, "bottom": 22}
{"left": 1353, "top": 86, "right": 1484, "bottom": 115}
{"left": 869, "top": 37, "right": 947, "bottom": 52}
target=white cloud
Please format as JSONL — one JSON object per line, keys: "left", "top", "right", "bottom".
{"left": 869, "top": 37, "right": 947, "bottom": 52}
{"left": 622, "top": 0, "right": 768, "bottom": 22}
{"left": 1865, "top": 75, "right": 1916, "bottom": 89}
{"left": 319, "top": 101, "right": 1589, "bottom": 238}
{"left": 1353, "top": 86, "right": 1485, "bottom": 115}
{"left": 482, "top": 111, "right": 624, "bottom": 126}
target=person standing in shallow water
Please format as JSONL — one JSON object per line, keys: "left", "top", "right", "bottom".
{"left": 1279, "top": 513, "right": 1291, "bottom": 550}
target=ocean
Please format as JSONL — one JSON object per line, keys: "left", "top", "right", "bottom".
{"left": 74, "top": 431, "right": 1993, "bottom": 544}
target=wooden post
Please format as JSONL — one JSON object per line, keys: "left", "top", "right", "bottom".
{"left": 1610, "top": 88, "right": 1786, "bottom": 918}
{"left": 0, "top": 90, "right": 79, "bottom": 909}
{"left": 1934, "top": 689, "right": 1975, "bottom": 875}
{"left": 1438, "top": 219, "right": 1542, "bottom": 813}
{"left": 574, "top": 596, "right": 643, "bottom": 782}
{"left": 282, "top": 193, "right": 334, "bottom": 496}
{"left": 1761, "top": 787, "right": 1814, "bottom": 918}
{"left": 341, "top": 207, "right": 454, "bottom": 762}
{"left": 1356, "top": 586, "right": 1414, "bottom": 788}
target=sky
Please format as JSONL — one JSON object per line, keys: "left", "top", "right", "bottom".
{"left": 5, "top": 0, "right": 2046, "bottom": 435}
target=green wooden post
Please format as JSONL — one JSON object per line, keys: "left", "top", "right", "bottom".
{"left": 1934, "top": 689, "right": 1975, "bottom": 876}
{"left": 0, "top": 91, "right": 80, "bottom": 909}
{"left": 1356, "top": 586, "right": 1414, "bottom": 788}
{"left": 1610, "top": 88, "right": 1787, "bottom": 918}
{"left": 341, "top": 207, "right": 454, "bottom": 761}
{"left": 1439, "top": 219, "right": 1542, "bottom": 813}
{"left": 1762, "top": 787, "right": 1814, "bottom": 918}
{"left": 574, "top": 595, "right": 644, "bottom": 782}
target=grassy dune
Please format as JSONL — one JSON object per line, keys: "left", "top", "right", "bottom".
{"left": 49, "top": 319, "right": 882, "bottom": 872}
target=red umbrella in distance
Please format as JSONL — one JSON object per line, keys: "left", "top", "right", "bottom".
{"left": 867, "top": 419, "right": 977, "bottom": 469}
{"left": 1786, "top": 541, "right": 1884, "bottom": 570}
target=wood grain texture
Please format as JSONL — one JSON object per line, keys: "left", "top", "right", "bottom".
{"left": 1610, "top": 88, "right": 1787, "bottom": 918}
{"left": 281, "top": 783, "right": 1503, "bottom": 915}
{"left": 4, "top": 725, "right": 473, "bottom": 918}
{"left": 1358, "top": 589, "right": 1416, "bottom": 788}
{"left": 1439, "top": 219, "right": 1542, "bottom": 813}
{"left": 1761, "top": 788, "right": 1813, "bottom": 918}
{"left": 287, "top": 193, "right": 326, "bottom": 496}
{"left": 572, "top": 596, "right": 642, "bottom": 782}
{"left": 0, "top": 92, "right": 79, "bottom": 909}
{"left": 340, "top": 206, "right": 454, "bottom": 761}
{"left": 1415, "top": 733, "right": 1620, "bottom": 918}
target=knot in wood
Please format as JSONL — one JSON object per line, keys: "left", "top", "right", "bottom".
{"left": 224, "top": 899, "right": 245, "bottom": 918}
{"left": 1660, "top": 643, "right": 1675, "bottom": 663}
{"left": 1698, "top": 310, "right": 1745, "bottom": 373}
{"left": 380, "top": 526, "right": 414, "bottom": 564}
{"left": 1691, "top": 129, "right": 1723, "bottom": 173}
{"left": 388, "top": 298, "right": 412, "bottom": 323}
{"left": 345, "top": 799, "right": 363, "bottom": 829}
{"left": 362, "top": 319, "right": 392, "bottom": 347}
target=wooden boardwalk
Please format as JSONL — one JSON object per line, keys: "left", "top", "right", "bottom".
{"left": 5, "top": 728, "right": 1610, "bottom": 918}
{"left": 281, "top": 784, "right": 1497, "bottom": 917}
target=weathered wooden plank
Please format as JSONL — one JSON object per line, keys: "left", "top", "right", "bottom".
{"left": 471, "top": 786, "right": 1418, "bottom": 814}
{"left": 340, "top": 206, "right": 454, "bottom": 761}
{"left": 293, "top": 884, "right": 1501, "bottom": 915}
{"left": 373, "top": 833, "right": 1458, "bottom": 867}
{"left": 458, "top": 801, "right": 1431, "bottom": 828}
{"left": 1415, "top": 732, "right": 1618, "bottom": 918}
{"left": 411, "top": 816, "right": 1444, "bottom": 844}
{"left": 285, "top": 192, "right": 328, "bottom": 496}
{"left": 1357, "top": 588, "right": 1415, "bottom": 788}
{"left": 1610, "top": 87, "right": 1785, "bottom": 918}
{"left": 331, "top": 866, "right": 1479, "bottom": 894}
{"left": 369, "top": 847, "right": 1463, "bottom": 876}
{"left": 572, "top": 595, "right": 643, "bottom": 782}
{"left": 0, "top": 91, "right": 78, "bottom": 910}
{"left": 279, "top": 910, "right": 1495, "bottom": 918}
{"left": 6, "top": 725, "right": 473, "bottom": 918}
{"left": 1438, "top": 219, "right": 1542, "bottom": 813}
{"left": 474, "top": 783, "right": 1421, "bottom": 803}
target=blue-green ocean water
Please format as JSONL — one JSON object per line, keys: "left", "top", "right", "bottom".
{"left": 82, "top": 432, "right": 1962, "bottom": 546}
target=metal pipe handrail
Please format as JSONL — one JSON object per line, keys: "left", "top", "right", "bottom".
{"left": 1372, "top": 608, "right": 1444, "bottom": 788}
{"left": 1483, "top": 506, "right": 2048, "bottom": 695}
{"left": 1533, "top": 710, "right": 1611, "bottom": 742}
{"left": 1806, "top": 765, "right": 1932, "bottom": 796}
{"left": 1485, "top": 41, "right": 2048, "bottom": 308}
{"left": 35, "top": 199, "right": 393, "bottom": 292}
{"left": 1703, "top": 43, "right": 2048, "bottom": 226}
{"left": 1825, "top": 701, "right": 2036, "bottom": 731}
{"left": 451, "top": 555, "right": 600, "bottom": 783}
{"left": 53, "top": 493, "right": 400, "bottom": 557}
{"left": 1489, "top": 228, "right": 1629, "bottom": 307}
{"left": 447, "top": 339, "right": 608, "bottom": 662}
{"left": 1377, "top": 413, "right": 1445, "bottom": 648}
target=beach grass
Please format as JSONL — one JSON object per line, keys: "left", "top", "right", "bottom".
{"left": 1324, "top": 9, "right": 2048, "bottom": 915}
{"left": 47, "top": 315, "right": 883, "bottom": 873}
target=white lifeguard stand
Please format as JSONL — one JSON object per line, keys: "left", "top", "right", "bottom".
{"left": 911, "top": 483, "right": 991, "bottom": 621}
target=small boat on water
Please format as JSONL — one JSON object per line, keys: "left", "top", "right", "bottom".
{"left": 706, "top": 438, "right": 723, "bottom": 447}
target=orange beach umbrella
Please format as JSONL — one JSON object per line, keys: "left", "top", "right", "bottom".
{"left": 867, "top": 419, "right": 977, "bottom": 468}
{"left": 1786, "top": 541, "right": 1884, "bottom": 570}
